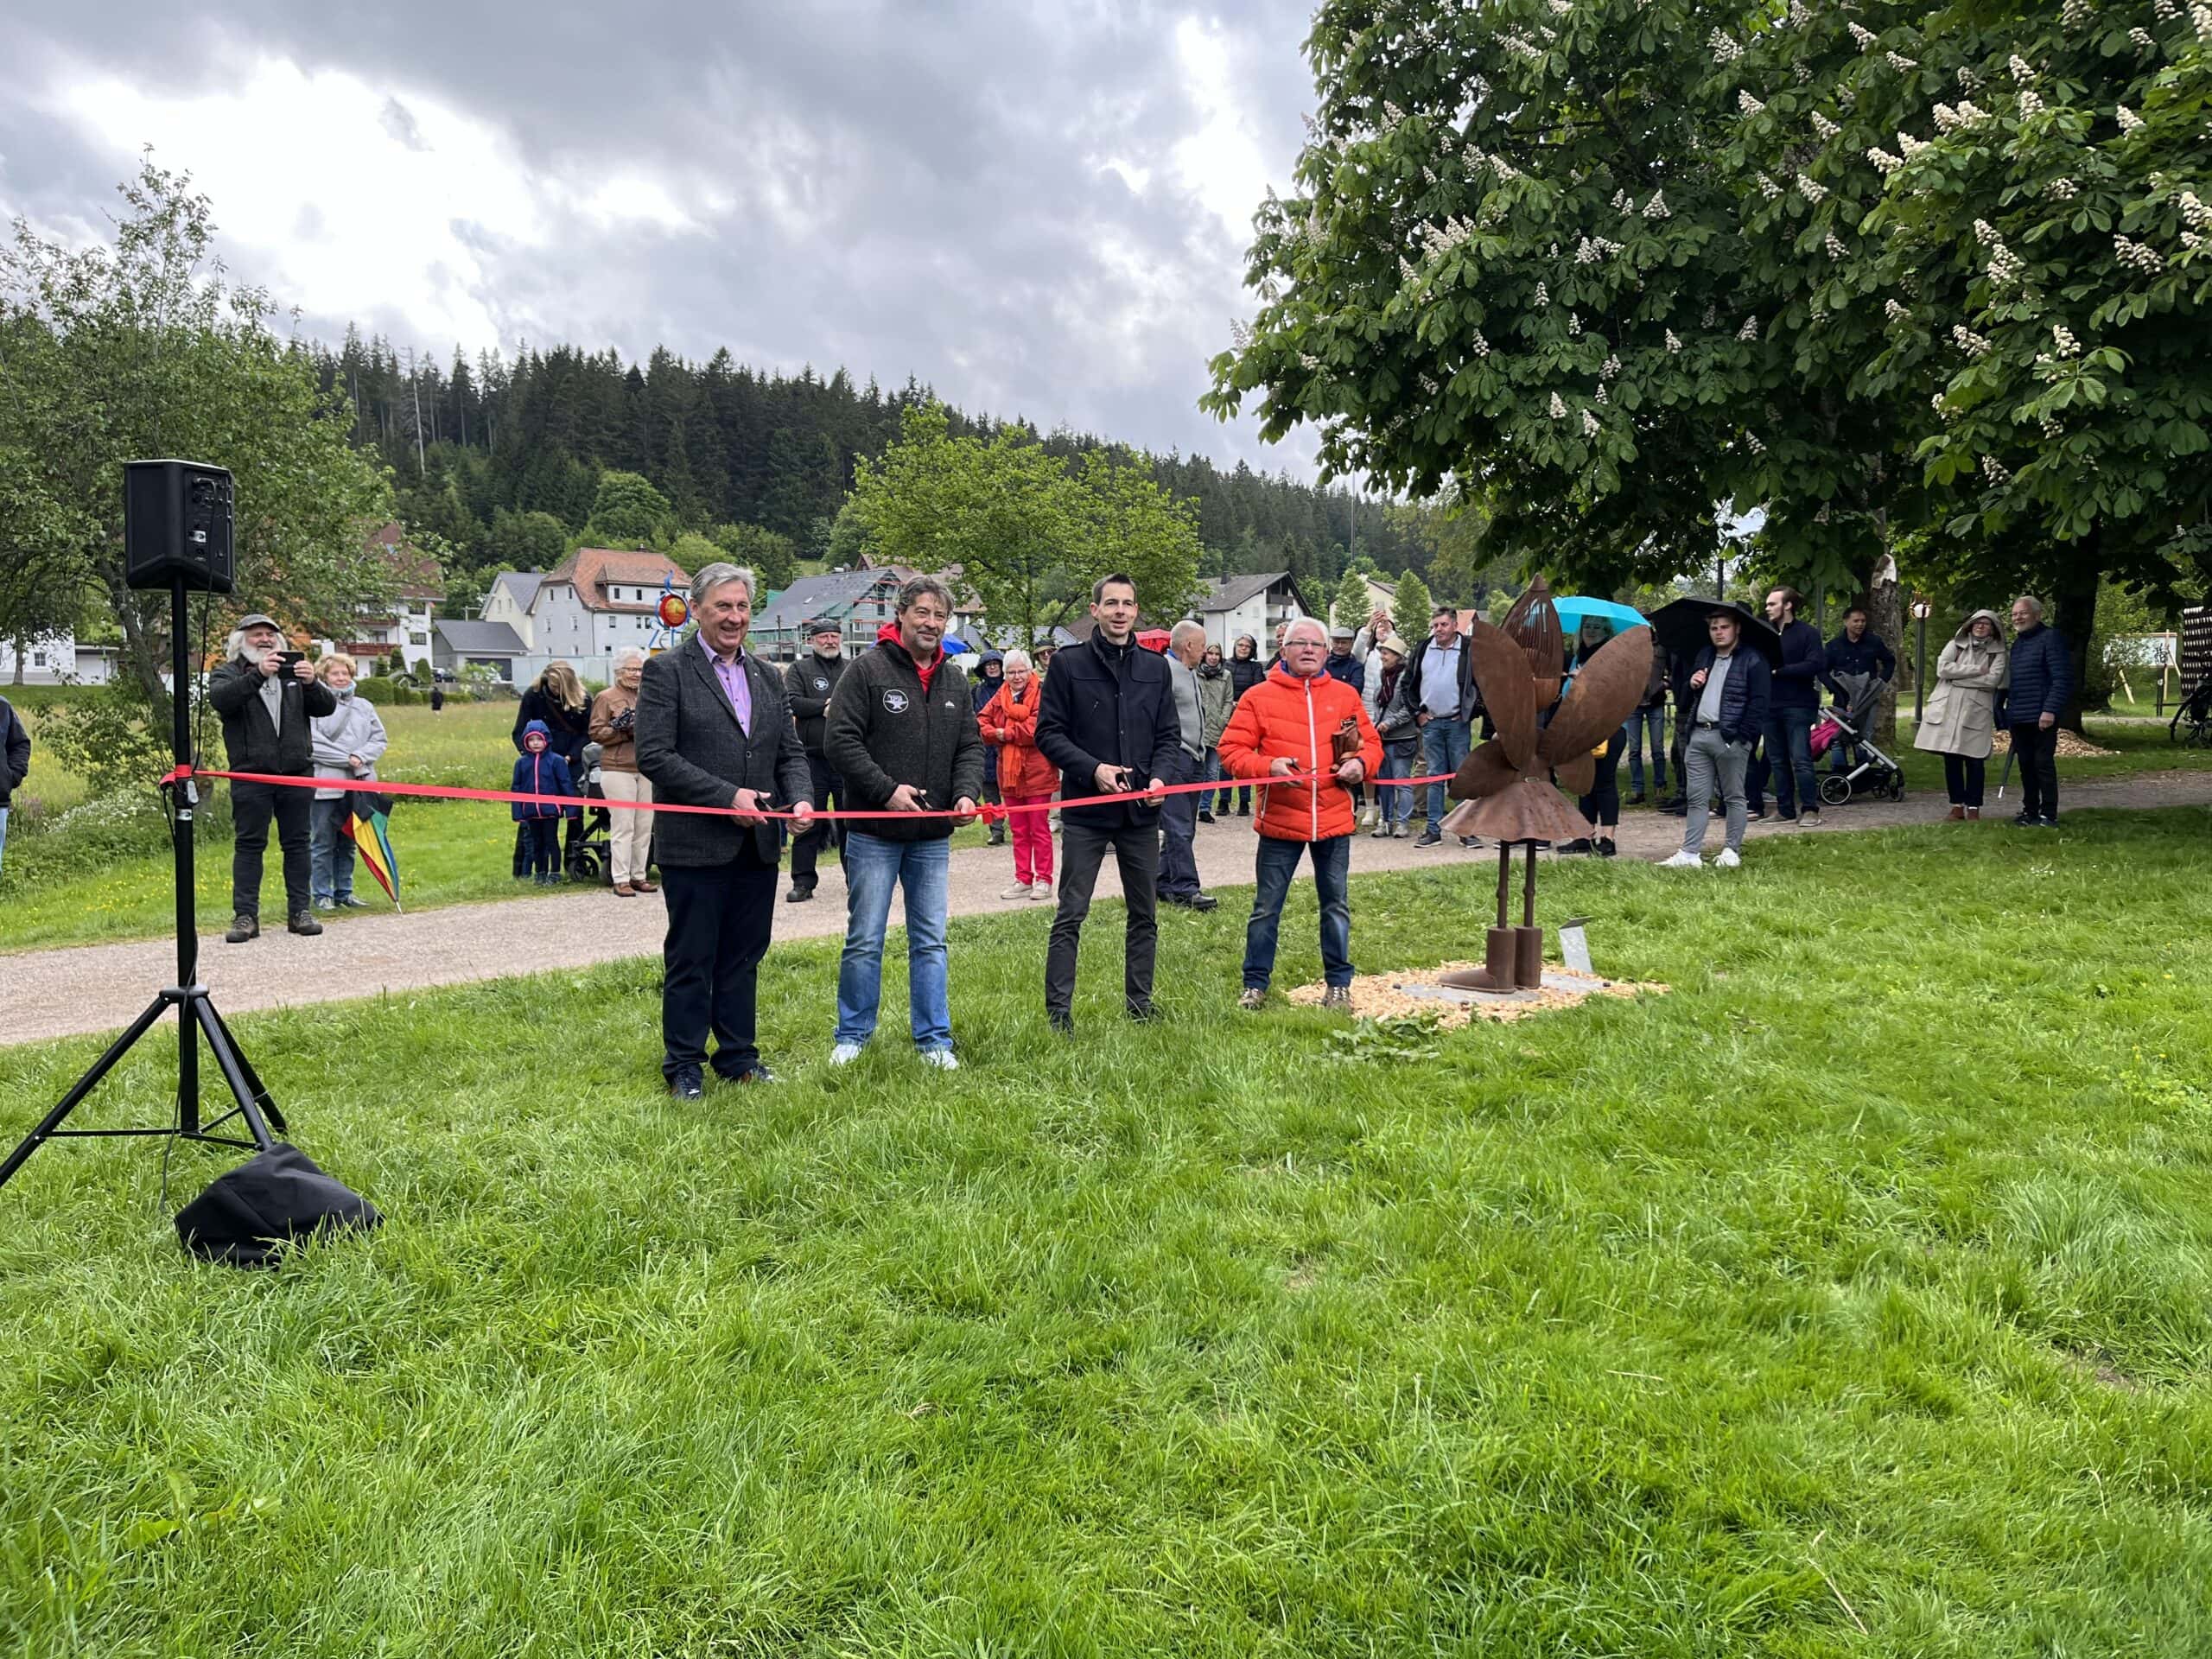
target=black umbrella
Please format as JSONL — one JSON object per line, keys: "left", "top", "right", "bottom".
{"left": 1645, "top": 598, "right": 1783, "bottom": 667}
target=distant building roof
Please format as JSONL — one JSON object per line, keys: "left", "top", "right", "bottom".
{"left": 368, "top": 523, "right": 446, "bottom": 601}
{"left": 1198, "top": 572, "right": 1307, "bottom": 614}
{"left": 752, "top": 568, "right": 902, "bottom": 633}
{"left": 434, "top": 620, "right": 528, "bottom": 655}
{"left": 489, "top": 570, "right": 543, "bottom": 613}
{"left": 541, "top": 549, "right": 692, "bottom": 614}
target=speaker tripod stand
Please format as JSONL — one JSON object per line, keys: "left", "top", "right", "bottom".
{"left": 0, "top": 577, "right": 286, "bottom": 1193}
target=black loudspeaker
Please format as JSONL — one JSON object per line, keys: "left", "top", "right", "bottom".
{"left": 124, "top": 459, "right": 235, "bottom": 594}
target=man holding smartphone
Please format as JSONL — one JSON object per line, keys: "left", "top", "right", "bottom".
{"left": 1036, "top": 573, "right": 1181, "bottom": 1033}
{"left": 207, "top": 612, "right": 337, "bottom": 941}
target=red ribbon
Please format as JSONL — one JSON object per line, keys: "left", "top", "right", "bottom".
{"left": 158, "top": 764, "right": 1458, "bottom": 822}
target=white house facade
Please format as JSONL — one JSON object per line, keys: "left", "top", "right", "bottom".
{"left": 529, "top": 550, "right": 694, "bottom": 673}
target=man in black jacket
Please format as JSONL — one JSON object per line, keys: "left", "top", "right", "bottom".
{"left": 1037, "top": 573, "right": 1180, "bottom": 1032}
{"left": 1750, "top": 586, "right": 1838, "bottom": 827}
{"left": 1822, "top": 606, "right": 1896, "bottom": 775}
{"left": 824, "top": 575, "right": 985, "bottom": 1069}
{"left": 782, "top": 619, "right": 848, "bottom": 902}
{"left": 635, "top": 563, "right": 815, "bottom": 1096}
{"left": 0, "top": 690, "right": 29, "bottom": 880}
{"left": 207, "top": 613, "right": 337, "bottom": 942}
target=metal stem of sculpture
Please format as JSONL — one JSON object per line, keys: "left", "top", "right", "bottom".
{"left": 1437, "top": 578, "right": 1653, "bottom": 993}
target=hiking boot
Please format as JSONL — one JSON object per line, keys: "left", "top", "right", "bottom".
{"left": 224, "top": 912, "right": 259, "bottom": 944}
{"left": 1237, "top": 988, "right": 1268, "bottom": 1011}
{"left": 287, "top": 911, "right": 323, "bottom": 937}
{"left": 785, "top": 883, "right": 815, "bottom": 903}
{"left": 1319, "top": 986, "right": 1352, "bottom": 1011}
{"left": 1965, "top": 807, "right": 1980, "bottom": 821}
{"left": 1947, "top": 805, "right": 1966, "bottom": 821}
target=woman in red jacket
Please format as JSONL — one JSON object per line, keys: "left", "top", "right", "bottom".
{"left": 978, "top": 649, "right": 1058, "bottom": 900}
{"left": 1216, "top": 620, "right": 1383, "bottom": 1010}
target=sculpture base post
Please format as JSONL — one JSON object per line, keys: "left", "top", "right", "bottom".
{"left": 1440, "top": 926, "right": 1520, "bottom": 993}
{"left": 1514, "top": 925, "right": 1545, "bottom": 988}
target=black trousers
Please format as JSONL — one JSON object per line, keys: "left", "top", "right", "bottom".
{"left": 231, "top": 779, "right": 313, "bottom": 918}
{"left": 1942, "top": 753, "right": 1986, "bottom": 807}
{"left": 1046, "top": 816, "right": 1160, "bottom": 1018}
{"left": 2009, "top": 723, "right": 2059, "bottom": 817}
{"left": 788, "top": 752, "right": 843, "bottom": 889}
{"left": 512, "top": 814, "right": 588, "bottom": 876}
{"left": 658, "top": 845, "right": 779, "bottom": 1081}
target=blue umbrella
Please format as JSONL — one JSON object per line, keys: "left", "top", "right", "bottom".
{"left": 941, "top": 634, "right": 971, "bottom": 655}
{"left": 1550, "top": 595, "right": 1651, "bottom": 633}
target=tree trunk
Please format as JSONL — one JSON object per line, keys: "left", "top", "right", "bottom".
{"left": 1858, "top": 541, "right": 1904, "bottom": 747}
{"left": 10, "top": 633, "right": 23, "bottom": 686}
{"left": 2051, "top": 532, "right": 2101, "bottom": 735}
{"left": 105, "top": 566, "right": 175, "bottom": 733}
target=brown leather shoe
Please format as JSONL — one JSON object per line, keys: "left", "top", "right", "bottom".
{"left": 1947, "top": 805, "right": 1966, "bottom": 821}
{"left": 1965, "top": 807, "right": 1980, "bottom": 820}
{"left": 613, "top": 882, "right": 636, "bottom": 897}
{"left": 633, "top": 880, "right": 658, "bottom": 893}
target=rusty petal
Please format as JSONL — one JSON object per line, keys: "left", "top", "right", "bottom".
{"left": 1541, "top": 626, "right": 1653, "bottom": 765}
{"left": 1448, "top": 738, "right": 1519, "bottom": 801}
{"left": 1467, "top": 619, "right": 1538, "bottom": 772}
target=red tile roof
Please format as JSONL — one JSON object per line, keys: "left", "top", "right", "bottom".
{"left": 540, "top": 548, "right": 694, "bottom": 613}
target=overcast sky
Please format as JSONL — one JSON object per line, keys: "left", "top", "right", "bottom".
{"left": 1, "top": 2, "right": 1330, "bottom": 474}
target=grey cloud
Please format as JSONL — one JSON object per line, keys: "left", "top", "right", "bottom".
{"left": 3, "top": 1, "right": 1327, "bottom": 472}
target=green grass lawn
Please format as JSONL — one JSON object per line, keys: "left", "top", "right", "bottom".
{"left": 3, "top": 809, "right": 2209, "bottom": 1656}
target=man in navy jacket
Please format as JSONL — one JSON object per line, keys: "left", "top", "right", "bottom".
{"left": 1750, "top": 586, "right": 1838, "bottom": 826}
{"left": 1037, "top": 573, "right": 1180, "bottom": 1031}
{"left": 1999, "top": 594, "right": 2074, "bottom": 827}
{"left": 1661, "top": 608, "right": 1771, "bottom": 868}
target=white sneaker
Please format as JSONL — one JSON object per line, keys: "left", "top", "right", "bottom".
{"left": 1000, "top": 881, "right": 1033, "bottom": 899}
{"left": 830, "top": 1042, "right": 863, "bottom": 1066}
{"left": 1713, "top": 847, "right": 1741, "bottom": 868}
{"left": 1028, "top": 882, "right": 1053, "bottom": 902}
{"left": 918, "top": 1046, "right": 960, "bottom": 1071}
{"left": 1797, "top": 813, "right": 1822, "bottom": 829}
{"left": 1657, "top": 849, "right": 1705, "bottom": 869}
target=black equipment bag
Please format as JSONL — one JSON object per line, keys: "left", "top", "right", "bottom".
{"left": 175, "top": 1145, "right": 381, "bottom": 1267}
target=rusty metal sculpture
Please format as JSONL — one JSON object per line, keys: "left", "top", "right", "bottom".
{"left": 1439, "top": 578, "right": 1653, "bottom": 993}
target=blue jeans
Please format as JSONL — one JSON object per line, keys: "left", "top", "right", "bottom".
{"left": 835, "top": 831, "right": 953, "bottom": 1051}
{"left": 1751, "top": 705, "right": 1818, "bottom": 817}
{"left": 1376, "top": 747, "right": 1416, "bottom": 826}
{"left": 0, "top": 805, "right": 9, "bottom": 879}
{"left": 1624, "top": 705, "right": 1669, "bottom": 795}
{"left": 310, "top": 796, "right": 356, "bottom": 900}
{"left": 1156, "top": 750, "right": 1201, "bottom": 898}
{"left": 1419, "top": 716, "right": 1471, "bottom": 834}
{"left": 1243, "top": 833, "right": 1352, "bottom": 991}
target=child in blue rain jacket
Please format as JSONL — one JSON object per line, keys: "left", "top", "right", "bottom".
{"left": 511, "top": 720, "right": 580, "bottom": 884}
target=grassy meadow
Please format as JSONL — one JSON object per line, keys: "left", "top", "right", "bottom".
{"left": 3, "top": 807, "right": 2209, "bottom": 1655}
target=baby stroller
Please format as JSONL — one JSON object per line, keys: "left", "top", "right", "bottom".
{"left": 569, "top": 740, "right": 615, "bottom": 884}
{"left": 1809, "top": 709, "right": 1905, "bottom": 804}
{"left": 2170, "top": 677, "right": 2211, "bottom": 748}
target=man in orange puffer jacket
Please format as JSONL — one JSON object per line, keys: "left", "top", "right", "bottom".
{"left": 1217, "top": 617, "right": 1384, "bottom": 1011}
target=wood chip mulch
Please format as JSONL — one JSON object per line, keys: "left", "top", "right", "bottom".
{"left": 1285, "top": 963, "right": 1669, "bottom": 1028}
{"left": 1988, "top": 728, "right": 2116, "bottom": 759}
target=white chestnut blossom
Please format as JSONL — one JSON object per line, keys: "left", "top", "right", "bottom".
{"left": 1757, "top": 172, "right": 1784, "bottom": 200}
{"left": 1737, "top": 315, "right": 1760, "bottom": 340}
{"left": 1702, "top": 304, "right": 1719, "bottom": 327}
{"left": 1795, "top": 60, "right": 1814, "bottom": 85}
{"left": 1594, "top": 381, "right": 1610, "bottom": 404}
{"left": 1886, "top": 51, "right": 1919, "bottom": 72}
{"left": 2052, "top": 322, "right": 2082, "bottom": 356}
{"left": 2129, "top": 26, "right": 2156, "bottom": 49}
{"left": 1957, "top": 66, "right": 1982, "bottom": 92}
{"left": 1868, "top": 146, "right": 1904, "bottom": 175}
{"left": 2115, "top": 233, "right": 2164, "bottom": 270}
{"left": 2196, "top": 2, "right": 2212, "bottom": 41}
{"left": 1710, "top": 28, "right": 1744, "bottom": 62}
{"left": 1826, "top": 231, "right": 1848, "bottom": 259}
{"left": 1549, "top": 0, "right": 1573, "bottom": 13}
{"left": 2155, "top": 0, "right": 2178, "bottom": 16}
{"left": 1567, "top": 311, "right": 1583, "bottom": 334}
{"left": 1981, "top": 455, "right": 2011, "bottom": 483}
{"left": 2061, "top": 0, "right": 2094, "bottom": 27}
{"left": 1549, "top": 391, "right": 1567, "bottom": 418}
{"left": 1582, "top": 409, "right": 1601, "bottom": 436}
{"left": 2115, "top": 105, "right": 2145, "bottom": 134}
{"left": 1230, "top": 318, "right": 1254, "bottom": 348}
{"left": 2018, "top": 89, "right": 2046, "bottom": 117}
{"left": 1599, "top": 354, "right": 1621, "bottom": 379}
{"left": 1471, "top": 330, "right": 1491, "bottom": 358}
{"left": 1666, "top": 329, "right": 1683, "bottom": 352}
{"left": 2181, "top": 191, "right": 2211, "bottom": 230}
{"left": 1885, "top": 298, "right": 1912, "bottom": 321}
{"left": 1797, "top": 173, "right": 1828, "bottom": 203}
{"left": 1534, "top": 281, "right": 1550, "bottom": 306}
{"left": 1848, "top": 22, "right": 1878, "bottom": 48}
{"left": 2009, "top": 54, "right": 2037, "bottom": 83}
{"left": 1745, "top": 432, "right": 1766, "bottom": 454}
{"left": 1739, "top": 90, "right": 1766, "bottom": 116}
{"left": 1611, "top": 188, "right": 1632, "bottom": 213}
{"left": 1953, "top": 324, "right": 1993, "bottom": 356}
{"left": 2047, "top": 176, "right": 2080, "bottom": 200}
{"left": 1643, "top": 190, "right": 1672, "bottom": 219}
{"left": 1812, "top": 112, "right": 1841, "bottom": 139}
{"left": 1899, "top": 133, "right": 1933, "bottom": 159}
{"left": 1987, "top": 244, "right": 2025, "bottom": 285}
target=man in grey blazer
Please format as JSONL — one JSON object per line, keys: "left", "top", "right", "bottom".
{"left": 635, "top": 563, "right": 815, "bottom": 1096}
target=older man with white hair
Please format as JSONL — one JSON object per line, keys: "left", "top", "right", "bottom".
{"left": 635, "top": 563, "right": 814, "bottom": 1097}
{"left": 207, "top": 612, "right": 337, "bottom": 942}
{"left": 1156, "top": 619, "right": 1221, "bottom": 912}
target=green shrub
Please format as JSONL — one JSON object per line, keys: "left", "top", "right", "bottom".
{"left": 354, "top": 677, "right": 423, "bottom": 707}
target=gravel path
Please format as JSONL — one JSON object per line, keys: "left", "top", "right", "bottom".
{"left": 6, "top": 771, "right": 2208, "bottom": 1048}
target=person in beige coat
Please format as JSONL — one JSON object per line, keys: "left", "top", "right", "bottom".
{"left": 588, "top": 648, "right": 656, "bottom": 893}
{"left": 1913, "top": 610, "right": 2008, "bottom": 818}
